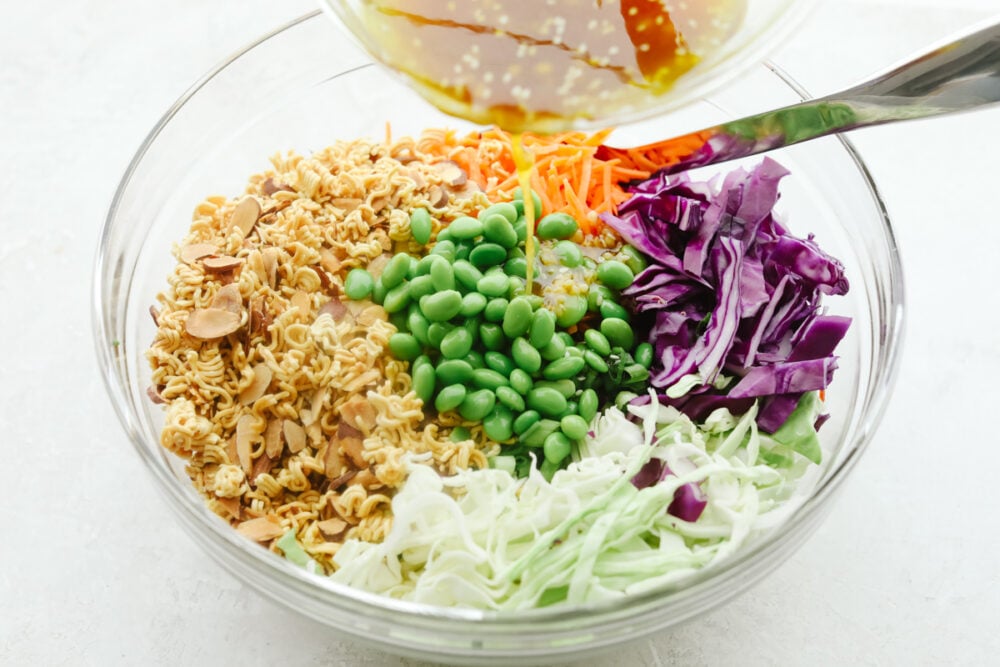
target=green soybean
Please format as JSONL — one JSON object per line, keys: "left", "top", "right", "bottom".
{"left": 587, "top": 283, "right": 613, "bottom": 312}
{"left": 473, "top": 368, "right": 508, "bottom": 390}
{"left": 479, "top": 323, "right": 505, "bottom": 351}
{"left": 470, "top": 243, "right": 507, "bottom": 268}
{"left": 520, "top": 419, "right": 560, "bottom": 447}
{"left": 482, "top": 214, "right": 518, "bottom": 249}
{"left": 479, "top": 202, "right": 518, "bottom": 225}
{"left": 459, "top": 389, "right": 496, "bottom": 421}
{"left": 435, "top": 384, "right": 467, "bottom": 412}
{"left": 506, "top": 276, "right": 525, "bottom": 299}
{"left": 455, "top": 244, "right": 471, "bottom": 261}
{"left": 485, "top": 351, "right": 515, "bottom": 376}
{"left": 583, "top": 349, "right": 609, "bottom": 373}
{"left": 450, "top": 260, "right": 481, "bottom": 291}
{"left": 407, "top": 256, "right": 420, "bottom": 279}
{"left": 380, "top": 253, "right": 411, "bottom": 289}
{"left": 535, "top": 379, "right": 575, "bottom": 398}
{"left": 503, "top": 296, "right": 533, "bottom": 339}
{"left": 426, "top": 322, "right": 453, "bottom": 348}
{"left": 512, "top": 187, "right": 543, "bottom": 219}
{"left": 388, "top": 333, "right": 421, "bottom": 361}
{"left": 389, "top": 311, "right": 408, "bottom": 331}
{"left": 430, "top": 240, "right": 456, "bottom": 261}
{"left": 555, "top": 295, "right": 588, "bottom": 328}
{"left": 344, "top": 268, "right": 374, "bottom": 300}
{"left": 542, "top": 356, "right": 586, "bottom": 380}
{"left": 408, "top": 310, "right": 431, "bottom": 345}
{"left": 435, "top": 226, "right": 453, "bottom": 243}
{"left": 371, "top": 277, "right": 386, "bottom": 305}
{"left": 513, "top": 410, "right": 540, "bottom": 435}
{"left": 419, "top": 290, "right": 463, "bottom": 322}
{"left": 435, "top": 359, "right": 474, "bottom": 385}
{"left": 440, "top": 327, "right": 474, "bottom": 359}
{"left": 578, "top": 389, "right": 598, "bottom": 422}
{"left": 600, "top": 300, "right": 630, "bottom": 321}
{"left": 409, "top": 208, "right": 432, "bottom": 245}
{"left": 539, "top": 335, "right": 566, "bottom": 361}
{"left": 543, "top": 432, "right": 573, "bottom": 463}
{"left": 635, "top": 342, "right": 653, "bottom": 368}
{"left": 600, "top": 318, "right": 635, "bottom": 349}
{"left": 429, "top": 257, "right": 455, "bottom": 291}
{"left": 477, "top": 272, "right": 510, "bottom": 298}
{"left": 382, "top": 283, "right": 411, "bottom": 313}
{"left": 512, "top": 337, "right": 542, "bottom": 373}
{"left": 509, "top": 368, "right": 533, "bottom": 395}
{"left": 620, "top": 245, "right": 648, "bottom": 274}
{"left": 483, "top": 405, "right": 514, "bottom": 441}
{"left": 596, "top": 260, "right": 634, "bottom": 290}
{"left": 536, "top": 212, "right": 579, "bottom": 240}
{"left": 483, "top": 297, "right": 509, "bottom": 322}
{"left": 528, "top": 309, "right": 556, "bottom": 348}
{"left": 450, "top": 426, "right": 471, "bottom": 442}
{"left": 449, "top": 216, "right": 483, "bottom": 240}
{"left": 584, "top": 329, "right": 611, "bottom": 356}
{"left": 464, "top": 350, "right": 485, "bottom": 369}
{"left": 553, "top": 241, "right": 583, "bottom": 268}
{"left": 512, "top": 219, "right": 527, "bottom": 243}
{"left": 539, "top": 459, "right": 559, "bottom": 481}
{"left": 495, "top": 386, "right": 525, "bottom": 412}
{"left": 459, "top": 292, "right": 488, "bottom": 317}
{"left": 408, "top": 274, "right": 436, "bottom": 300}
{"left": 527, "top": 386, "right": 568, "bottom": 417}
{"left": 412, "top": 362, "right": 435, "bottom": 404}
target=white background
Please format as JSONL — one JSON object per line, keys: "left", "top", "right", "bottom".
{"left": 2, "top": 0, "right": 999, "bottom": 664}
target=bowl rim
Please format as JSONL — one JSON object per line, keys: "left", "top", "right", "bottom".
{"left": 92, "top": 9, "right": 906, "bottom": 630}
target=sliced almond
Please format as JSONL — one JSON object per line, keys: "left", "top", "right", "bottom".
{"left": 393, "top": 147, "right": 416, "bottom": 164}
{"left": 339, "top": 435, "right": 368, "bottom": 470}
{"left": 404, "top": 168, "right": 426, "bottom": 189}
{"left": 235, "top": 414, "right": 256, "bottom": 475}
{"left": 185, "top": 308, "right": 241, "bottom": 339}
{"left": 450, "top": 180, "right": 482, "bottom": 200}
{"left": 435, "top": 160, "right": 468, "bottom": 187}
{"left": 261, "top": 178, "right": 294, "bottom": 196}
{"left": 290, "top": 291, "right": 311, "bottom": 315}
{"left": 215, "top": 496, "right": 241, "bottom": 520}
{"left": 319, "top": 248, "right": 341, "bottom": 274}
{"left": 427, "top": 185, "right": 449, "bottom": 208}
{"left": 357, "top": 304, "right": 387, "bottom": 326}
{"left": 229, "top": 196, "right": 261, "bottom": 238}
{"left": 340, "top": 398, "right": 377, "bottom": 434}
{"left": 264, "top": 419, "right": 283, "bottom": 459}
{"left": 347, "top": 469, "right": 382, "bottom": 489}
{"left": 236, "top": 516, "right": 284, "bottom": 542}
{"left": 366, "top": 253, "right": 392, "bottom": 280}
{"left": 210, "top": 283, "right": 243, "bottom": 314}
{"left": 261, "top": 248, "right": 280, "bottom": 288}
{"left": 250, "top": 453, "right": 273, "bottom": 483}
{"left": 249, "top": 296, "right": 271, "bottom": 340}
{"left": 225, "top": 434, "right": 239, "bottom": 466}
{"left": 146, "top": 385, "right": 166, "bottom": 404}
{"left": 326, "top": 471, "right": 357, "bottom": 491}
{"left": 238, "top": 363, "right": 272, "bottom": 405}
{"left": 180, "top": 242, "right": 217, "bottom": 264}
{"left": 318, "top": 297, "right": 348, "bottom": 322}
{"left": 282, "top": 420, "right": 307, "bottom": 454}
{"left": 323, "top": 440, "right": 346, "bottom": 480}
{"left": 149, "top": 305, "right": 160, "bottom": 326}
{"left": 317, "top": 518, "right": 348, "bottom": 541}
{"left": 202, "top": 255, "right": 243, "bottom": 273}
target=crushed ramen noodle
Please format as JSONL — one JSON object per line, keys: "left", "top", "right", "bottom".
{"left": 147, "top": 136, "right": 497, "bottom": 571}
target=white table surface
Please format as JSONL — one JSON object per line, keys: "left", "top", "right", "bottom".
{"left": 3, "top": 1, "right": 999, "bottom": 664}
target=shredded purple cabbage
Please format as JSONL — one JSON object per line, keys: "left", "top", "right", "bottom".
{"left": 601, "top": 157, "right": 850, "bottom": 435}
{"left": 631, "top": 458, "right": 708, "bottom": 522}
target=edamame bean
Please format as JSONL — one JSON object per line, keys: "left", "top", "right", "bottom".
{"left": 479, "top": 323, "right": 504, "bottom": 351}
{"left": 527, "top": 386, "right": 568, "bottom": 417}
{"left": 470, "top": 243, "right": 507, "bottom": 268}
{"left": 436, "top": 227, "right": 453, "bottom": 243}
{"left": 479, "top": 202, "right": 518, "bottom": 225}
{"left": 600, "top": 300, "right": 630, "bottom": 321}
{"left": 535, "top": 379, "right": 575, "bottom": 398}
{"left": 459, "top": 292, "right": 487, "bottom": 317}
{"left": 450, "top": 426, "right": 471, "bottom": 442}
{"left": 371, "top": 278, "right": 386, "bottom": 305}
{"left": 553, "top": 241, "right": 583, "bottom": 268}
{"left": 634, "top": 342, "right": 653, "bottom": 368}
{"left": 512, "top": 409, "right": 540, "bottom": 435}
{"left": 344, "top": 268, "right": 374, "bottom": 300}
{"left": 495, "top": 386, "right": 525, "bottom": 412}
{"left": 455, "top": 244, "right": 471, "bottom": 261}
{"left": 600, "top": 318, "right": 635, "bottom": 349}
{"left": 389, "top": 311, "right": 408, "bottom": 331}
{"left": 512, "top": 337, "right": 542, "bottom": 373}
{"left": 440, "top": 327, "right": 474, "bottom": 359}
{"left": 506, "top": 276, "right": 525, "bottom": 299}
{"left": 407, "top": 309, "right": 431, "bottom": 345}
{"left": 388, "top": 333, "right": 421, "bottom": 361}
{"left": 542, "top": 356, "right": 586, "bottom": 380}
{"left": 435, "top": 384, "right": 467, "bottom": 412}
{"left": 477, "top": 272, "right": 510, "bottom": 298}
{"left": 583, "top": 349, "right": 609, "bottom": 373}
{"left": 539, "top": 335, "right": 566, "bottom": 361}
{"left": 512, "top": 219, "right": 527, "bottom": 243}
{"left": 412, "top": 362, "right": 435, "bottom": 403}
{"left": 452, "top": 260, "right": 483, "bottom": 291}
{"left": 380, "top": 253, "right": 412, "bottom": 289}
{"left": 543, "top": 432, "right": 572, "bottom": 463}
{"left": 464, "top": 350, "right": 485, "bottom": 369}
{"left": 430, "top": 240, "right": 455, "bottom": 261}
{"left": 539, "top": 459, "right": 559, "bottom": 481}
{"left": 584, "top": 329, "right": 611, "bottom": 356}
{"left": 620, "top": 245, "right": 647, "bottom": 274}
{"left": 504, "top": 257, "right": 527, "bottom": 278}
{"left": 482, "top": 214, "right": 518, "bottom": 249}
{"left": 410, "top": 208, "right": 432, "bottom": 245}
{"left": 512, "top": 187, "right": 543, "bottom": 219}
{"left": 459, "top": 389, "right": 496, "bottom": 421}
{"left": 536, "top": 212, "right": 579, "bottom": 240}
{"left": 587, "top": 283, "right": 613, "bottom": 312}
{"left": 578, "top": 388, "right": 598, "bottom": 422}
{"left": 502, "top": 296, "right": 533, "bottom": 339}
{"left": 382, "top": 283, "right": 411, "bottom": 314}
{"left": 429, "top": 257, "right": 455, "bottom": 291}
{"left": 419, "top": 290, "right": 463, "bottom": 322}
{"left": 485, "top": 351, "right": 515, "bottom": 376}
{"left": 483, "top": 297, "right": 509, "bottom": 322}
{"left": 407, "top": 256, "right": 420, "bottom": 280}
{"left": 473, "top": 368, "right": 508, "bottom": 390}
{"left": 407, "top": 275, "right": 435, "bottom": 300}
{"left": 555, "top": 295, "right": 588, "bottom": 328}
{"left": 449, "top": 216, "right": 483, "bottom": 240}
{"left": 509, "top": 369, "right": 533, "bottom": 395}
{"left": 520, "top": 418, "right": 560, "bottom": 447}
{"left": 596, "top": 260, "right": 634, "bottom": 290}
{"left": 528, "top": 309, "right": 555, "bottom": 348}
{"left": 435, "top": 359, "right": 474, "bottom": 385}
{"left": 483, "top": 405, "right": 514, "bottom": 441}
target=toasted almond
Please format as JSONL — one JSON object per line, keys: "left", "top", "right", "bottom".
{"left": 338, "top": 422, "right": 363, "bottom": 440}
{"left": 357, "top": 304, "right": 387, "bottom": 326}
{"left": 319, "top": 248, "right": 341, "bottom": 274}
{"left": 318, "top": 297, "right": 348, "bottom": 323}
{"left": 261, "top": 248, "right": 280, "bottom": 288}
{"left": 343, "top": 369, "right": 380, "bottom": 393}
{"left": 262, "top": 178, "right": 294, "bottom": 196}
{"left": 202, "top": 255, "right": 243, "bottom": 273}
{"left": 230, "top": 196, "right": 261, "bottom": 238}
{"left": 347, "top": 469, "right": 381, "bottom": 489}
{"left": 317, "top": 518, "right": 348, "bottom": 541}
{"left": 149, "top": 305, "right": 160, "bottom": 326}
{"left": 290, "top": 291, "right": 311, "bottom": 315}
{"left": 435, "top": 159, "right": 468, "bottom": 187}
{"left": 366, "top": 253, "right": 392, "bottom": 279}
{"left": 146, "top": 385, "right": 166, "bottom": 404}
{"left": 331, "top": 197, "right": 363, "bottom": 212}
{"left": 283, "top": 420, "right": 307, "bottom": 454}
{"left": 393, "top": 147, "right": 416, "bottom": 164}
{"left": 185, "top": 308, "right": 241, "bottom": 339}
{"left": 236, "top": 515, "right": 284, "bottom": 542}
{"left": 249, "top": 296, "right": 271, "bottom": 340}
{"left": 264, "top": 419, "right": 283, "bottom": 459}
{"left": 225, "top": 434, "right": 239, "bottom": 466}
{"left": 180, "top": 242, "right": 217, "bottom": 264}
{"left": 427, "top": 185, "right": 449, "bottom": 208}
{"left": 404, "top": 168, "right": 426, "bottom": 188}
{"left": 210, "top": 283, "right": 243, "bottom": 313}
{"left": 449, "top": 180, "right": 482, "bottom": 200}
{"left": 323, "top": 440, "right": 346, "bottom": 480}
{"left": 250, "top": 452, "right": 273, "bottom": 483}
{"left": 235, "top": 414, "right": 256, "bottom": 475}
{"left": 340, "top": 398, "right": 377, "bottom": 434}
{"left": 215, "top": 496, "right": 242, "bottom": 520}
{"left": 339, "top": 436, "right": 368, "bottom": 469}
{"left": 238, "top": 363, "right": 272, "bottom": 405}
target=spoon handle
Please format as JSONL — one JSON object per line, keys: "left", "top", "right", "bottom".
{"left": 597, "top": 16, "right": 1000, "bottom": 174}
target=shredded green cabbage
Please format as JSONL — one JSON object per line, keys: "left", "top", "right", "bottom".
{"left": 327, "top": 396, "right": 823, "bottom": 610}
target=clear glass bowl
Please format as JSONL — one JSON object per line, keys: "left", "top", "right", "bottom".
{"left": 93, "top": 11, "right": 903, "bottom": 665}
{"left": 318, "top": 0, "right": 821, "bottom": 131}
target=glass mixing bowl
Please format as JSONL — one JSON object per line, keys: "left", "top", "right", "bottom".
{"left": 318, "top": 0, "right": 821, "bottom": 132}
{"left": 93, "top": 11, "right": 903, "bottom": 665}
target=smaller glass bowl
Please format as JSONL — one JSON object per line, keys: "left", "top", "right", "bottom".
{"left": 93, "top": 11, "right": 903, "bottom": 665}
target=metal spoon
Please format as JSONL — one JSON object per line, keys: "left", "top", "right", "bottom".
{"left": 597, "top": 16, "right": 1000, "bottom": 173}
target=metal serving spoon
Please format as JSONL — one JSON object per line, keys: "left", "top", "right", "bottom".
{"left": 597, "top": 16, "right": 1000, "bottom": 173}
